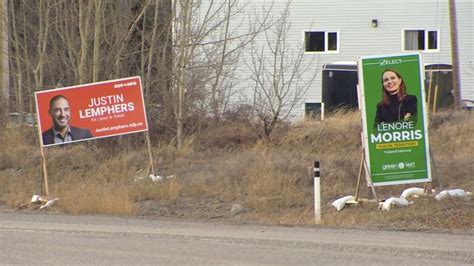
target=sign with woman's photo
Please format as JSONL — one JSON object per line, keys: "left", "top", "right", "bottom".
{"left": 35, "top": 76, "right": 148, "bottom": 147}
{"left": 358, "top": 53, "right": 431, "bottom": 186}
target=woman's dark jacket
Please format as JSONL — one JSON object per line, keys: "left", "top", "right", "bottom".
{"left": 375, "top": 94, "right": 417, "bottom": 125}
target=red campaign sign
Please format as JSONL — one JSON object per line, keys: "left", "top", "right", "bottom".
{"left": 35, "top": 76, "right": 148, "bottom": 147}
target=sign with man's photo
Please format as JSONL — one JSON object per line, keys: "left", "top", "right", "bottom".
{"left": 35, "top": 76, "right": 148, "bottom": 147}
{"left": 357, "top": 53, "right": 431, "bottom": 186}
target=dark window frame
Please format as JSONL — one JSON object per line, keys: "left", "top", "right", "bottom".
{"left": 403, "top": 29, "right": 439, "bottom": 52}
{"left": 304, "top": 31, "right": 339, "bottom": 53}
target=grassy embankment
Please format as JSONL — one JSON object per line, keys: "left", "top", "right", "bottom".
{"left": 0, "top": 110, "right": 472, "bottom": 229}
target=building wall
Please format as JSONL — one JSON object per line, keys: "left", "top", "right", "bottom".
{"left": 229, "top": 0, "right": 473, "bottom": 118}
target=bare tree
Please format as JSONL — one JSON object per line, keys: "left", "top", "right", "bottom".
{"left": 113, "top": 1, "right": 151, "bottom": 78}
{"left": 0, "top": 0, "right": 9, "bottom": 125}
{"left": 5, "top": 0, "right": 268, "bottom": 146}
{"left": 7, "top": 0, "right": 52, "bottom": 130}
{"left": 144, "top": 0, "right": 162, "bottom": 104}
{"left": 92, "top": 0, "right": 103, "bottom": 82}
{"left": 198, "top": 0, "right": 272, "bottom": 126}
{"left": 174, "top": 0, "right": 189, "bottom": 149}
{"left": 247, "top": 1, "right": 317, "bottom": 138}
{"left": 207, "top": 0, "right": 241, "bottom": 124}
{"left": 20, "top": 0, "right": 34, "bottom": 114}
{"left": 78, "top": 0, "right": 93, "bottom": 83}
{"left": 9, "top": 0, "right": 23, "bottom": 122}
{"left": 170, "top": 0, "right": 266, "bottom": 148}
{"left": 31, "top": 0, "right": 51, "bottom": 99}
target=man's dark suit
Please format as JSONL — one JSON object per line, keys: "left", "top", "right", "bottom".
{"left": 42, "top": 126, "right": 93, "bottom": 145}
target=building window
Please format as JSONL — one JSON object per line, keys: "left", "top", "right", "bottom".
{"left": 304, "top": 102, "right": 322, "bottom": 119}
{"left": 404, "top": 30, "right": 439, "bottom": 51}
{"left": 305, "top": 31, "right": 338, "bottom": 53}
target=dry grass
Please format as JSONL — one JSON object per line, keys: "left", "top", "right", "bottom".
{"left": 53, "top": 182, "right": 135, "bottom": 215}
{"left": 130, "top": 178, "right": 181, "bottom": 202}
{"left": 0, "top": 110, "right": 472, "bottom": 229}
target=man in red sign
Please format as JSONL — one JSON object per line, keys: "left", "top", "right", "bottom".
{"left": 42, "top": 95, "right": 93, "bottom": 145}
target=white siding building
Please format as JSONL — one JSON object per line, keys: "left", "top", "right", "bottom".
{"left": 223, "top": 0, "right": 473, "bottom": 118}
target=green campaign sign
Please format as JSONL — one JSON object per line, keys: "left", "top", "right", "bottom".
{"left": 358, "top": 53, "right": 431, "bottom": 186}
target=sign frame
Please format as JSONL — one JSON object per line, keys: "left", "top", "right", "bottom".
{"left": 357, "top": 52, "right": 432, "bottom": 186}
{"left": 35, "top": 76, "right": 148, "bottom": 147}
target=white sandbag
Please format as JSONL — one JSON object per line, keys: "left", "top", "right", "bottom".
{"left": 135, "top": 174, "right": 175, "bottom": 182}
{"left": 39, "top": 198, "right": 59, "bottom": 210}
{"left": 31, "top": 195, "right": 49, "bottom": 204}
{"left": 331, "top": 195, "right": 355, "bottom": 211}
{"left": 400, "top": 187, "right": 425, "bottom": 199}
{"left": 149, "top": 174, "right": 164, "bottom": 182}
{"left": 31, "top": 195, "right": 42, "bottom": 203}
{"left": 380, "top": 197, "right": 412, "bottom": 211}
{"left": 435, "top": 189, "right": 472, "bottom": 201}
{"left": 400, "top": 187, "right": 436, "bottom": 199}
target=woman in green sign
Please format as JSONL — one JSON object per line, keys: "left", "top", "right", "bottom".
{"left": 374, "top": 69, "right": 417, "bottom": 125}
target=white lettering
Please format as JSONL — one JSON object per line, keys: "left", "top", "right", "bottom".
{"left": 379, "top": 58, "right": 402, "bottom": 66}
{"left": 370, "top": 129, "right": 423, "bottom": 144}
{"left": 88, "top": 94, "right": 125, "bottom": 108}
{"left": 79, "top": 102, "right": 135, "bottom": 119}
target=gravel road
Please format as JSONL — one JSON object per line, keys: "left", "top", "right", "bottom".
{"left": 0, "top": 212, "right": 472, "bottom": 265}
